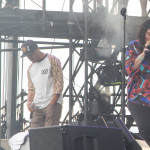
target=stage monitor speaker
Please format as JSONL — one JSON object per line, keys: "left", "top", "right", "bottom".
{"left": 29, "top": 125, "right": 124, "bottom": 150}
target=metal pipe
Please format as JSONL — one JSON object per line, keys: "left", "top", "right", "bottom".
{"left": 68, "top": 0, "right": 73, "bottom": 124}
{"left": 0, "top": 39, "right": 1, "bottom": 145}
{"left": 83, "top": 0, "right": 89, "bottom": 125}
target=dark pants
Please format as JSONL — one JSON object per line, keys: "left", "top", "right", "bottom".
{"left": 128, "top": 101, "right": 150, "bottom": 146}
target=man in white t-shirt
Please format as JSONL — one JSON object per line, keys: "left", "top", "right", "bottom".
{"left": 21, "top": 40, "right": 63, "bottom": 128}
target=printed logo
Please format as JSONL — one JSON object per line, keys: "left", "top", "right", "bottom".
{"left": 41, "top": 69, "right": 48, "bottom": 74}
{"left": 27, "top": 46, "right": 30, "bottom": 52}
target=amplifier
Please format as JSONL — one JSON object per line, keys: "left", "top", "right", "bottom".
{"left": 29, "top": 125, "right": 124, "bottom": 150}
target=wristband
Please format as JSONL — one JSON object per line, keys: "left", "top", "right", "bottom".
{"left": 138, "top": 55, "right": 144, "bottom": 61}
{"left": 144, "top": 48, "right": 149, "bottom": 55}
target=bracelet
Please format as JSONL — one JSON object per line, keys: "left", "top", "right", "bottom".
{"left": 144, "top": 48, "right": 149, "bottom": 55}
{"left": 138, "top": 55, "right": 144, "bottom": 61}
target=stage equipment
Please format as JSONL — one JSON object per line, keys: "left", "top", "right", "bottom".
{"left": 76, "top": 113, "right": 100, "bottom": 126}
{"left": 89, "top": 86, "right": 113, "bottom": 115}
{"left": 80, "top": 44, "right": 112, "bottom": 62}
{"left": 80, "top": 36, "right": 120, "bottom": 63}
{"left": 29, "top": 125, "right": 124, "bottom": 150}
{"left": 94, "top": 46, "right": 122, "bottom": 86}
{"left": 96, "top": 63, "right": 122, "bottom": 86}
{"left": 113, "top": 117, "right": 142, "bottom": 150}
{"left": 0, "top": 8, "right": 147, "bottom": 41}
{"left": 76, "top": 112, "right": 115, "bottom": 127}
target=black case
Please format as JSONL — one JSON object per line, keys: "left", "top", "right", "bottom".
{"left": 29, "top": 125, "right": 124, "bottom": 150}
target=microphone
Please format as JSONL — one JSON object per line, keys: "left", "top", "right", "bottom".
{"left": 120, "top": 8, "right": 126, "bottom": 17}
{"left": 144, "top": 45, "right": 150, "bottom": 54}
{"left": 146, "top": 45, "right": 150, "bottom": 50}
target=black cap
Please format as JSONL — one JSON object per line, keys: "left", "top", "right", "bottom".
{"left": 21, "top": 40, "right": 38, "bottom": 57}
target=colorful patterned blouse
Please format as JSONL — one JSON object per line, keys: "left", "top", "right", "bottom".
{"left": 126, "top": 40, "right": 150, "bottom": 107}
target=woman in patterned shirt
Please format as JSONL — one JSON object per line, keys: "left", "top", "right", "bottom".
{"left": 126, "top": 19, "right": 150, "bottom": 145}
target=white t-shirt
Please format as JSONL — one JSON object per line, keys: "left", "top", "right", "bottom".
{"left": 28, "top": 54, "right": 63, "bottom": 109}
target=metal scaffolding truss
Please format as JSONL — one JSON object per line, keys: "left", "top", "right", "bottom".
{"left": 0, "top": 0, "right": 149, "bottom": 139}
{"left": 63, "top": 0, "right": 126, "bottom": 126}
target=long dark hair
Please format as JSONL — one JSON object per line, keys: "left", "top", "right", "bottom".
{"left": 137, "top": 20, "right": 150, "bottom": 51}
